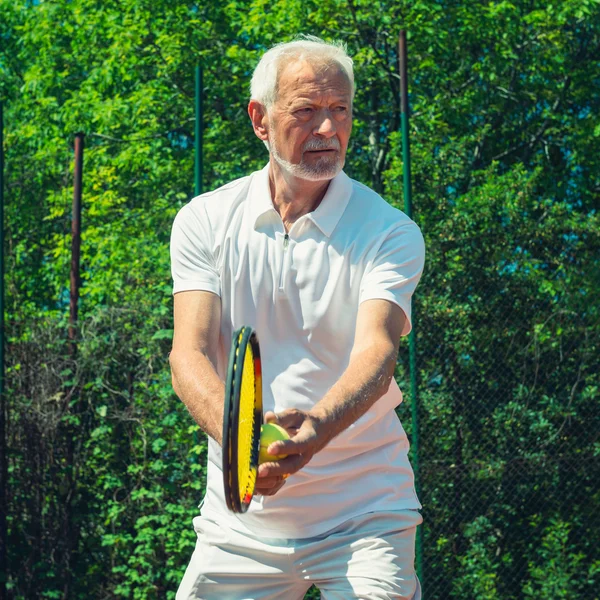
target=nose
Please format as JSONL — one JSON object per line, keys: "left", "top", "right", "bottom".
{"left": 313, "top": 110, "right": 336, "bottom": 138}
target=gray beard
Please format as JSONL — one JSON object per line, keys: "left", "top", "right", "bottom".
{"left": 268, "top": 138, "right": 343, "bottom": 182}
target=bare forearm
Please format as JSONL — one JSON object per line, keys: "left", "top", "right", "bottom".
{"left": 170, "top": 350, "right": 225, "bottom": 446}
{"left": 310, "top": 343, "right": 397, "bottom": 448}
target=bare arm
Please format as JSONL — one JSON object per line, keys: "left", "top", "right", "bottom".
{"left": 262, "top": 298, "right": 406, "bottom": 475}
{"left": 170, "top": 290, "right": 286, "bottom": 495}
{"left": 169, "top": 290, "right": 224, "bottom": 445}
{"left": 310, "top": 298, "right": 405, "bottom": 443}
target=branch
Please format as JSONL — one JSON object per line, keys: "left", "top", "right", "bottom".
{"left": 89, "top": 132, "right": 165, "bottom": 144}
{"left": 491, "top": 76, "right": 572, "bottom": 162}
{"left": 88, "top": 120, "right": 194, "bottom": 144}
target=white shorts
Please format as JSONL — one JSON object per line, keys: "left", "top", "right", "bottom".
{"left": 176, "top": 509, "right": 423, "bottom": 600}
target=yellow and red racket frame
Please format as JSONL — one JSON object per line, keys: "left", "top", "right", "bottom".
{"left": 222, "top": 326, "right": 263, "bottom": 513}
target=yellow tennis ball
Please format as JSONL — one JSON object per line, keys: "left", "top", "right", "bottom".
{"left": 259, "top": 423, "right": 289, "bottom": 464}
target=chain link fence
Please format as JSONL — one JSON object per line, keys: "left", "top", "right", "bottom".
{"left": 404, "top": 268, "right": 600, "bottom": 599}
{"left": 303, "top": 257, "right": 599, "bottom": 600}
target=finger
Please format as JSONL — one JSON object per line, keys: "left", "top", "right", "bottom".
{"left": 272, "top": 409, "right": 304, "bottom": 430}
{"left": 255, "top": 476, "right": 284, "bottom": 489}
{"left": 264, "top": 410, "right": 277, "bottom": 424}
{"left": 270, "top": 424, "right": 316, "bottom": 456}
{"left": 258, "top": 454, "right": 304, "bottom": 478}
{"left": 264, "top": 410, "right": 302, "bottom": 441}
{"left": 264, "top": 411, "right": 301, "bottom": 436}
{"left": 256, "top": 479, "right": 286, "bottom": 496}
{"left": 256, "top": 471, "right": 284, "bottom": 482}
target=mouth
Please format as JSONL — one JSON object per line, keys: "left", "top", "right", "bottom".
{"left": 306, "top": 149, "right": 338, "bottom": 154}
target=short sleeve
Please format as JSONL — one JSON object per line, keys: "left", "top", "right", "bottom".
{"left": 170, "top": 202, "right": 221, "bottom": 296}
{"left": 359, "top": 221, "right": 425, "bottom": 336}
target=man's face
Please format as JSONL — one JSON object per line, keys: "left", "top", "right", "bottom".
{"left": 265, "top": 60, "right": 353, "bottom": 181}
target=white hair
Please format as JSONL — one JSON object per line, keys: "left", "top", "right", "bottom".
{"left": 250, "top": 35, "right": 355, "bottom": 108}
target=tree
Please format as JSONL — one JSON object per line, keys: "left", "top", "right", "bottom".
{"left": 1, "top": 0, "right": 598, "bottom": 597}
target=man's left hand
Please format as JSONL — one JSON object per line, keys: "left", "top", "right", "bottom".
{"left": 256, "top": 409, "right": 332, "bottom": 482}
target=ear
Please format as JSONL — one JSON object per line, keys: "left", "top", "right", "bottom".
{"left": 248, "top": 100, "right": 269, "bottom": 143}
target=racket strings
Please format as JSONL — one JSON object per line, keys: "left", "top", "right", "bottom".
{"left": 238, "top": 343, "right": 258, "bottom": 504}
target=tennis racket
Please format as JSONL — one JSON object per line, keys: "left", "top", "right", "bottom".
{"left": 222, "top": 326, "right": 263, "bottom": 513}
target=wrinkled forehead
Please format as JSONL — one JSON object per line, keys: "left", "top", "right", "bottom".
{"left": 275, "top": 59, "right": 352, "bottom": 105}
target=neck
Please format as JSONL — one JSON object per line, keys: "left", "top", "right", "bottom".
{"left": 268, "top": 157, "right": 332, "bottom": 232}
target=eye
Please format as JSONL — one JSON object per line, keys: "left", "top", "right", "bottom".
{"left": 295, "top": 107, "right": 314, "bottom": 116}
{"left": 333, "top": 106, "right": 348, "bottom": 113}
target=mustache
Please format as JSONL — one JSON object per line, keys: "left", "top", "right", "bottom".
{"left": 303, "top": 139, "right": 341, "bottom": 152}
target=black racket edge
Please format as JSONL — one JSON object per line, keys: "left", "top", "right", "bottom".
{"left": 222, "top": 326, "right": 244, "bottom": 513}
{"left": 248, "top": 331, "right": 263, "bottom": 477}
{"left": 230, "top": 326, "right": 254, "bottom": 513}
{"left": 236, "top": 330, "right": 263, "bottom": 513}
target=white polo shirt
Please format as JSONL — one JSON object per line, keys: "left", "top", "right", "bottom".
{"left": 171, "top": 164, "right": 425, "bottom": 539}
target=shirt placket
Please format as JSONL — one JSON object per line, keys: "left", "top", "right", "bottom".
{"left": 278, "top": 232, "right": 291, "bottom": 294}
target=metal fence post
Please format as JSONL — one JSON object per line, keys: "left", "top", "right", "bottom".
{"left": 399, "top": 29, "right": 423, "bottom": 586}
{"left": 0, "top": 100, "right": 7, "bottom": 600}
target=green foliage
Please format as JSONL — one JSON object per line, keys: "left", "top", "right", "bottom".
{"left": 1, "top": 0, "right": 598, "bottom": 598}
{"left": 523, "top": 519, "right": 588, "bottom": 599}
{"left": 454, "top": 517, "right": 501, "bottom": 600}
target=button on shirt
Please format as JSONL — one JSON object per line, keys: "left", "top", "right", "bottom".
{"left": 170, "top": 164, "right": 425, "bottom": 538}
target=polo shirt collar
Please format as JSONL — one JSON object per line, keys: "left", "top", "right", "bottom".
{"left": 250, "top": 164, "right": 353, "bottom": 238}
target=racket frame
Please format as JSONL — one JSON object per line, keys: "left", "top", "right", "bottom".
{"left": 222, "top": 326, "right": 263, "bottom": 513}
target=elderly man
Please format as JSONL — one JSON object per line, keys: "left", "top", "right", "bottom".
{"left": 170, "top": 35, "right": 425, "bottom": 600}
